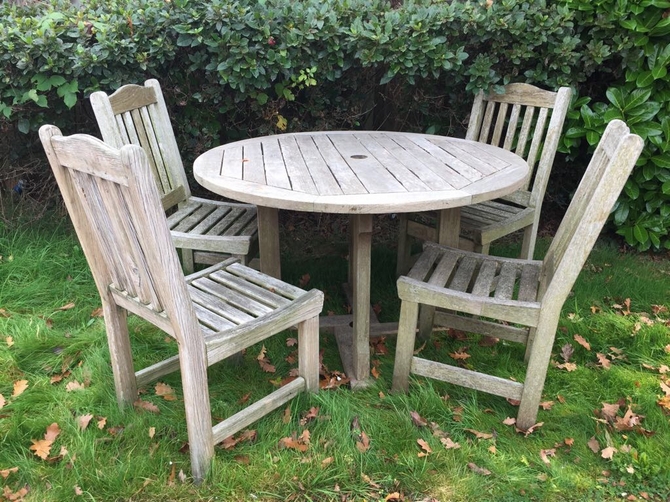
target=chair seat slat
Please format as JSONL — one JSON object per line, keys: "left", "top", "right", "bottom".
{"left": 470, "top": 259, "right": 498, "bottom": 297}
{"left": 191, "top": 277, "right": 274, "bottom": 317}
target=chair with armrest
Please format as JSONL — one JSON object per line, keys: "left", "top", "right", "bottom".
{"left": 397, "top": 83, "right": 572, "bottom": 275}
{"left": 391, "top": 120, "right": 643, "bottom": 430}
{"left": 90, "top": 79, "right": 258, "bottom": 274}
{"left": 39, "top": 125, "right": 323, "bottom": 482}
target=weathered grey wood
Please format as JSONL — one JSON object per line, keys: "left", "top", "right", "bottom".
{"left": 392, "top": 120, "right": 644, "bottom": 430}
{"left": 90, "top": 79, "right": 259, "bottom": 274}
{"left": 397, "top": 83, "right": 572, "bottom": 275}
{"left": 211, "top": 378, "right": 305, "bottom": 444}
{"left": 351, "top": 214, "right": 373, "bottom": 381}
{"left": 194, "top": 129, "right": 529, "bottom": 384}
{"left": 412, "top": 357, "right": 524, "bottom": 400}
{"left": 39, "top": 126, "right": 324, "bottom": 483}
{"left": 257, "top": 206, "right": 281, "bottom": 278}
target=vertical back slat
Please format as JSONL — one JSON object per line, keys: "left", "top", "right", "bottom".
{"left": 479, "top": 101, "right": 497, "bottom": 143}
{"left": 526, "top": 107, "right": 549, "bottom": 173}
{"left": 491, "top": 102, "right": 509, "bottom": 147}
{"left": 515, "top": 106, "right": 536, "bottom": 160}
{"left": 503, "top": 104, "right": 522, "bottom": 151}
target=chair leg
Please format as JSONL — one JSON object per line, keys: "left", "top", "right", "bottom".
{"left": 396, "top": 214, "right": 412, "bottom": 277}
{"left": 520, "top": 224, "right": 537, "bottom": 260}
{"left": 178, "top": 343, "right": 214, "bottom": 483}
{"left": 524, "top": 326, "right": 537, "bottom": 363}
{"left": 417, "top": 304, "right": 436, "bottom": 341}
{"left": 517, "top": 322, "right": 557, "bottom": 430}
{"left": 103, "top": 302, "right": 138, "bottom": 407}
{"left": 182, "top": 248, "right": 195, "bottom": 275}
{"left": 298, "top": 316, "right": 320, "bottom": 393}
{"left": 392, "top": 300, "right": 420, "bottom": 392}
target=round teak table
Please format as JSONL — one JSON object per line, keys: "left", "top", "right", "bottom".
{"left": 194, "top": 131, "right": 529, "bottom": 385}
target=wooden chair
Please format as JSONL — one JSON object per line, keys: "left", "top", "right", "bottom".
{"left": 391, "top": 120, "right": 643, "bottom": 430}
{"left": 396, "top": 83, "right": 572, "bottom": 275}
{"left": 90, "top": 79, "right": 258, "bottom": 274}
{"left": 39, "top": 125, "right": 323, "bottom": 482}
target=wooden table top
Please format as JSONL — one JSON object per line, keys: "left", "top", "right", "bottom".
{"left": 194, "top": 131, "right": 529, "bottom": 214}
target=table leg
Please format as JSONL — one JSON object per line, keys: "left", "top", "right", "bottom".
{"left": 257, "top": 206, "right": 281, "bottom": 279}
{"left": 350, "top": 214, "right": 372, "bottom": 382}
{"left": 437, "top": 208, "right": 461, "bottom": 246}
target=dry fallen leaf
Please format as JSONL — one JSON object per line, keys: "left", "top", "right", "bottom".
{"left": 30, "top": 439, "right": 54, "bottom": 460}
{"left": 134, "top": 399, "right": 160, "bottom": 414}
{"left": 601, "top": 446, "right": 617, "bottom": 460}
{"left": 440, "top": 437, "right": 461, "bottom": 449}
{"left": 540, "top": 448, "right": 556, "bottom": 465}
{"left": 0, "top": 394, "right": 5, "bottom": 410}
{"left": 502, "top": 417, "right": 516, "bottom": 426}
{"left": 467, "top": 462, "right": 491, "bottom": 476}
{"left": 256, "top": 345, "right": 276, "bottom": 373}
{"left": 600, "top": 402, "right": 621, "bottom": 422}
{"left": 574, "top": 334, "right": 591, "bottom": 351}
{"left": 279, "top": 430, "right": 310, "bottom": 452}
{"left": 155, "top": 382, "right": 177, "bottom": 401}
{"left": 561, "top": 343, "right": 574, "bottom": 362}
{"left": 587, "top": 436, "right": 600, "bottom": 453}
{"left": 74, "top": 486, "right": 83, "bottom": 496}
{"left": 321, "top": 456, "right": 334, "bottom": 468}
{"left": 5, "top": 336, "right": 14, "bottom": 347}
{"left": 356, "top": 431, "right": 370, "bottom": 453}
{"left": 44, "top": 423, "right": 61, "bottom": 442}
{"left": 449, "top": 349, "right": 471, "bottom": 360}
{"left": 97, "top": 417, "right": 107, "bottom": 430}
{"left": 516, "top": 422, "right": 544, "bottom": 437}
{"left": 417, "top": 438, "right": 432, "bottom": 457}
{"left": 554, "top": 361, "right": 578, "bottom": 372}
{"left": 300, "top": 407, "right": 320, "bottom": 426}
{"left": 410, "top": 410, "right": 428, "bottom": 428}
{"left": 77, "top": 414, "right": 93, "bottom": 431}
{"left": 58, "top": 302, "right": 76, "bottom": 311}
{"left": 465, "top": 428, "right": 493, "bottom": 440}
{"left": 596, "top": 353, "right": 612, "bottom": 369}
{"left": 0, "top": 467, "right": 18, "bottom": 479}
{"left": 65, "top": 381, "right": 85, "bottom": 392}
{"left": 12, "top": 380, "right": 28, "bottom": 398}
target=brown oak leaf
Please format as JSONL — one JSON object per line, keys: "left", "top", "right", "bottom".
{"left": 540, "top": 448, "right": 556, "bottom": 465}
{"left": 12, "top": 380, "right": 28, "bottom": 397}
{"left": 77, "top": 414, "right": 93, "bottom": 431}
{"left": 155, "top": 382, "right": 177, "bottom": 401}
{"left": 30, "top": 439, "right": 53, "bottom": 460}
{"left": 587, "top": 436, "right": 600, "bottom": 453}
{"left": 440, "top": 437, "right": 461, "bottom": 449}
{"left": 465, "top": 428, "right": 493, "bottom": 439}
{"left": 134, "top": 399, "right": 160, "bottom": 414}
{"left": 410, "top": 410, "right": 428, "bottom": 428}
{"left": 417, "top": 438, "right": 432, "bottom": 457}
{"left": 574, "top": 334, "right": 591, "bottom": 351}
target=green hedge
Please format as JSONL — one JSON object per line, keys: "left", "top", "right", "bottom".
{"left": 1, "top": 0, "right": 669, "bottom": 250}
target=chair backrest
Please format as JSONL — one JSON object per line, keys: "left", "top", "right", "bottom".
{"left": 39, "top": 124, "right": 200, "bottom": 344}
{"left": 90, "top": 79, "right": 190, "bottom": 211}
{"left": 466, "top": 83, "right": 572, "bottom": 208}
{"left": 539, "top": 119, "right": 644, "bottom": 309}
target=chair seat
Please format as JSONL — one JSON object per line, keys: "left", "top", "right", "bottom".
{"left": 401, "top": 242, "right": 543, "bottom": 327}
{"left": 167, "top": 196, "right": 258, "bottom": 256}
{"left": 460, "top": 201, "right": 535, "bottom": 245}
{"left": 121, "top": 257, "right": 323, "bottom": 445}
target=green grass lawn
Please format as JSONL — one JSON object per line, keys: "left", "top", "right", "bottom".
{"left": 1, "top": 212, "right": 669, "bottom": 501}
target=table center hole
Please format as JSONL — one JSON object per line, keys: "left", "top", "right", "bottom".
{"left": 350, "top": 154, "right": 367, "bottom": 159}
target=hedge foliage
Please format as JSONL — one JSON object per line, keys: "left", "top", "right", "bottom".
{"left": 1, "top": 0, "right": 669, "bottom": 250}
